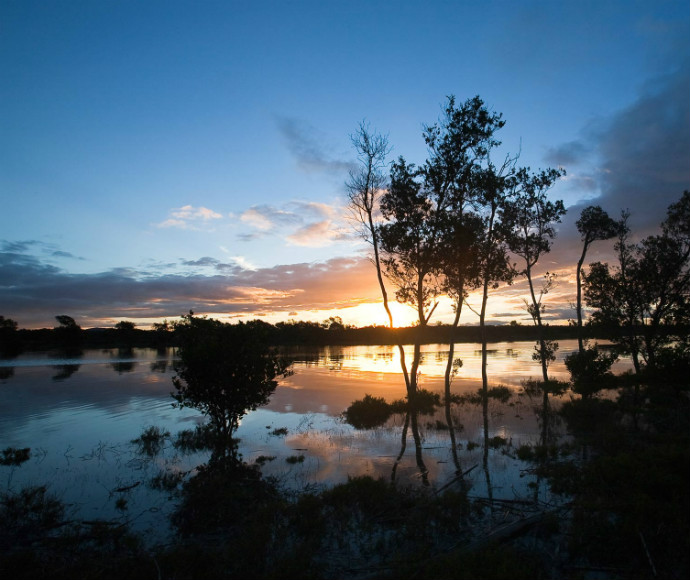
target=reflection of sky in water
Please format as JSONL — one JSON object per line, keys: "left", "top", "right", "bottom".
{"left": 0, "top": 341, "right": 629, "bottom": 538}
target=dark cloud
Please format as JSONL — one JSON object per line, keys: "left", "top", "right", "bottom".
{"left": 276, "top": 117, "right": 355, "bottom": 174}
{"left": 540, "top": 60, "right": 690, "bottom": 280}
{"left": 51, "top": 250, "right": 84, "bottom": 260}
{"left": 543, "top": 140, "right": 591, "bottom": 167}
{"left": 2, "top": 240, "right": 41, "bottom": 253}
{"left": 597, "top": 78, "right": 689, "bottom": 232}
{"left": 180, "top": 257, "right": 221, "bottom": 268}
{"left": 0, "top": 246, "right": 381, "bottom": 328}
{"left": 580, "top": 61, "right": 689, "bottom": 234}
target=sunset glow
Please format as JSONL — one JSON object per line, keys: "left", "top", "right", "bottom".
{"left": 1, "top": 1, "right": 687, "bottom": 329}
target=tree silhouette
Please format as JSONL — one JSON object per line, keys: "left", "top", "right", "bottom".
{"left": 54, "top": 315, "right": 82, "bottom": 349}
{"left": 586, "top": 192, "right": 690, "bottom": 372}
{"left": 172, "top": 313, "right": 293, "bottom": 458}
{"left": 501, "top": 167, "right": 566, "bottom": 382}
{"left": 0, "top": 316, "right": 21, "bottom": 356}
{"left": 574, "top": 205, "right": 618, "bottom": 352}
{"left": 347, "top": 123, "right": 412, "bottom": 391}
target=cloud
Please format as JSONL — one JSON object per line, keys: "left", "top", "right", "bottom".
{"left": 238, "top": 201, "right": 352, "bottom": 247}
{"left": 51, "top": 250, "right": 84, "bottom": 260}
{"left": 0, "top": 244, "right": 382, "bottom": 328}
{"left": 551, "top": 61, "right": 690, "bottom": 238}
{"left": 544, "top": 140, "right": 591, "bottom": 167}
{"left": 276, "top": 117, "right": 354, "bottom": 174}
{"left": 286, "top": 221, "right": 336, "bottom": 247}
{"left": 240, "top": 205, "right": 300, "bottom": 231}
{"left": 593, "top": 64, "right": 690, "bottom": 233}
{"left": 180, "top": 257, "right": 219, "bottom": 267}
{"left": 286, "top": 219, "right": 352, "bottom": 247}
{"left": 155, "top": 205, "right": 224, "bottom": 229}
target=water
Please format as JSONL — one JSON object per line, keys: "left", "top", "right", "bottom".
{"left": 0, "top": 341, "right": 630, "bottom": 541}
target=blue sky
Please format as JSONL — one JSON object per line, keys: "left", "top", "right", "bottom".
{"left": 1, "top": 0, "right": 689, "bottom": 328}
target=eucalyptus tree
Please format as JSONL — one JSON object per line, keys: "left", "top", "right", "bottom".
{"left": 585, "top": 212, "right": 644, "bottom": 373}
{"left": 346, "top": 123, "right": 395, "bottom": 328}
{"left": 501, "top": 167, "right": 566, "bottom": 383}
{"left": 574, "top": 205, "right": 619, "bottom": 352}
{"left": 379, "top": 156, "right": 444, "bottom": 330}
{"left": 346, "top": 123, "right": 411, "bottom": 390}
{"left": 585, "top": 192, "right": 690, "bottom": 373}
{"left": 421, "top": 96, "right": 506, "bottom": 467}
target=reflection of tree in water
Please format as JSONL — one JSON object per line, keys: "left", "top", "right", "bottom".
{"left": 111, "top": 361, "right": 136, "bottom": 374}
{"left": 150, "top": 359, "right": 168, "bottom": 373}
{"left": 172, "top": 314, "right": 292, "bottom": 460}
{"left": 0, "top": 366, "right": 14, "bottom": 381}
{"left": 51, "top": 364, "right": 80, "bottom": 381}
{"left": 111, "top": 348, "right": 136, "bottom": 374}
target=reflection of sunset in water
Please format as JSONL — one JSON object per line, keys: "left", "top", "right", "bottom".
{"left": 278, "top": 340, "right": 632, "bottom": 416}
{"left": 0, "top": 342, "right": 633, "bottom": 532}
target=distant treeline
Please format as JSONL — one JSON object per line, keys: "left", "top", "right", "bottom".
{"left": 2, "top": 314, "right": 685, "bottom": 353}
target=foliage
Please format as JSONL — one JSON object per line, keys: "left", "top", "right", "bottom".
{"left": 501, "top": 168, "right": 566, "bottom": 382}
{"left": 343, "top": 394, "right": 392, "bottom": 429}
{"left": 390, "top": 388, "right": 441, "bottom": 414}
{"left": 585, "top": 192, "right": 690, "bottom": 371}
{"left": 173, "top": 423, "right": 222, "bottom": 452}
{"left": 564, "top": 345, "right": 617, "bottom": 397}
{"left": 0, "top": 446, "right": 31, "bottom": 466}
{"left": 0, "top": 315, "right": 22, "bottom": 356}
{"left": 574, "top": 206, "right": 619, "bottom": 349}
{"left": 53, "top": 314, "right": 83, "bottom": 348}
{"left": 131, "top": 425, "right": 170, "bottom": 456}
{"left": 543, "top": 394, "right": 690, "bottom": 578}
{"left": 172, "top": 313, "right": 293, "bottom": 455}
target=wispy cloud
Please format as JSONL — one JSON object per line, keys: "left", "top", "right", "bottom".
{"left": 286, "top": 220, "right": 351, "bottom": 247}
{"left": 276, "top": 117, "right": 354, "bottom": 174}
{"left": 155, "top": 205, "right": 224, "bottom": 229}
{"left": 240, "top": 205, "right": 301, "bottom": 231}
{"left": 238, "top": 200, "right": 351, "bottom": 247}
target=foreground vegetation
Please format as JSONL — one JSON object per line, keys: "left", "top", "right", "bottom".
{"left": 2, "top": 347, "right": 688, "bottom": 579}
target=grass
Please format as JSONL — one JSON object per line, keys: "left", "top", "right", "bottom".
{"left": 131, "top": 425, "right": 170, "bottom": 456}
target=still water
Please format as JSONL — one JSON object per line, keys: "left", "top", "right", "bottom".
{"left": 0, "top": 341, "right": 629, "bottom": 540}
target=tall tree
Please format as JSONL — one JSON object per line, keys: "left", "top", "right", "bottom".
{"left": 421, "top": 96, "right": 507, "bottom": 473}
{"left": 584, "top": 212, "right": 644, "bottom": 373}
{"left": 346, "top": 123, "right": 410, "bottom": 390}
{"left": 501, "top": 167, "right": 566, "bottom": 383}
{"left": 574, "top": 206, "right": 618, "bottom": 352}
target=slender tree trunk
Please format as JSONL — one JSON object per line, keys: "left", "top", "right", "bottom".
{"left": 410, "top": 408, "right": 429, "bottom": 486}
{"left": 482, "top": 388, "right": 494, "bottom": 517}
{"left": 444, "top": 296, "right": 464, "bottom": 474}
{"left": 391, "top": 411, "right": 410, "bottom": 482}
{"left": 367, "top": 211, "right": 411, "bottom": 392}
{"left": 525, "top": 263, "right": 549, "bottom": 383}
{"left": 576, "top": 242, "right": 588, "bottom": 353}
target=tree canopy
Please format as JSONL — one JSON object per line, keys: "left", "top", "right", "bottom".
{"left": 172, "top": 314, "right": 293, "bottom": 456}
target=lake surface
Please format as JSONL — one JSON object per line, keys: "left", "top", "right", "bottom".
{"left": 0, "top": 340, "right": 631, "bottom": 541}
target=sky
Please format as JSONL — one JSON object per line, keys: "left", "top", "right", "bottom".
{"left": 1, "top": 0, "right": 689, "bottom": 329}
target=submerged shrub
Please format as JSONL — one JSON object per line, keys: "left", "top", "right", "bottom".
{"left": 131, "top": 425, "right": 170, "bottom": 456}
{"left": 565, "top": 345, "right": 617, "bottom": 397}
{"left": 0, "top": 485, "right": 65, "bottom": 548}
{"left": 343, "top": 394, "right": 392, "bottom": 429}
{"left": 174, "top": 423, "right": 221, "bottom": 452}
{"left": 0, "top": 447, "right": 31, "bottom": 467}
